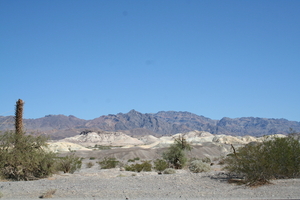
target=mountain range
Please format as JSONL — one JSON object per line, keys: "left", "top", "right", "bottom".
{"left": 1, "top": 110, "right": 299, "bottom": 139}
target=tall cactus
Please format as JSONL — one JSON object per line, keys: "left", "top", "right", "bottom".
{"left": 15, "top": 99, "right": 24, "bottom": 135}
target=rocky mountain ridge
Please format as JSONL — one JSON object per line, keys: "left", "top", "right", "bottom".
{"left": 1, "top": 110, "right": 299, "bottom": 139}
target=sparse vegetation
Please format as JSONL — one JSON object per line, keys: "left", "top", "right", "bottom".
{"left": 224, "top": 136, "right": 300, "bottom": 186}
{"left": 98, "top": 157, "right": 119, "bottom": 169}
{"left": 163, "top": 134, "right": 192, "bottom": 169}
{"left": 93, "top": 144, "right": 111, "bottom": 150}
{"left": 0, "top": 131, "right": 58, "bottom": 180}
{"left": 189, "top": 160, "right": 211, "bottom": 173}
{"left": 154, "top": 159, "right": 168, "bottom": 173}
{"left": 0, "top": 100, "right": 57, "bottom": 181}
{"left": 127, "top": 157, "right": 140, "bottom": 162}
{"left": 163, "top": 168, "right": 176, "bottom": 174}
{"left": 56, "top": 154, "right": 82, "bottom": 174}
{"left": 125, "top": 161, "right": 152, "bottom": 172}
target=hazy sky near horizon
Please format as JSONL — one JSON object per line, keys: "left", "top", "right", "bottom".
{"left": 1, "top": 0, "right": 299, "bottom": 121}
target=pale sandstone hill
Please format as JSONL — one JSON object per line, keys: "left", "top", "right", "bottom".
{"left": 47, "top": 142, "right": 91, "bottom": 153}
{"left": 59, "top": 131, "right": 144, "bottom": 147}
{"left": 48, "top": 130, "right": 287, "bottom": 153}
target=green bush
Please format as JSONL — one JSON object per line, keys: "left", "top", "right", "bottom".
{"left": 162, "top": 135, "right": 192, "bottom": 169}
{"left": 224, "top": 136, "right": 300, "bottom": 186}
{"left": 128, "top": 157, "right": 140, "bottom": 162}
{"left": 56, "top": 154, "right": 82, "bottom": 174}
{"left": 98, "top": 157, "right": 119, "bottom": 169}
{"left": 163, "top": 145, "right": 188, "bottom": 169}
{"left": 154, "top": 159, "right": 168, "bottom": 172}
{"left": 0, "top": 131, "right": 57, "bottom": 181}
{"left": 125, "top": 161, "right": 152, "bottom": 172}
{"left": 189, "top": 160, "right": 211, "bottom": 173}
{"left": 163, "top": 168, "right": 176, "bottom": 174}
{"left": 94, "top": 144, "right": 111, "bottom": 150}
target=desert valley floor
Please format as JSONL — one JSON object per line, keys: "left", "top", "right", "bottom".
{"left": 0, "top": 131, "right": 299, "bottom": 199}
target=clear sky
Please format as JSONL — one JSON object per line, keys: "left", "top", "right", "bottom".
{"left": 1, "top": 0, "right": 299, "bottom": 121}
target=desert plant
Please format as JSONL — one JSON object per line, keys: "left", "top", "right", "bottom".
{"left": 0, "top": 131, "right": 58, "bottom": 180}
{"left": 56, "top": 154, "right": 82, "bottom": 173}
{"left": 89, "top": 157, "right": 96, "bottom": 160}
{"left": 86, "top": 162, "right": 94, "bottom": 168}
{"left": 163, "top": 168, "right": 176, "bottom": 174}
{"left": 124, "top": 161, "right": 152, "bottom": 172}
{"left": 224, "top": 136, "right": 300, "bottom": 186}
{"left": 163, "top": 145, "right": 188, "bottom": 169}
{"left": 94, "top": 144, "right": 111, "bottom": 150}
{"left": 154, "top": 159, "right": 168, "bottom": 173}
{"left": 162, "top": 134, "right": 192, "bottom": 169}
{"left": 189, "top": 160, "right": 211, "bottom": 173}
{"left": 15, "top": 99, "right": 24, "bottom": 136}
{"left": 98, "top": 157, "right": 119, "bottom": 169}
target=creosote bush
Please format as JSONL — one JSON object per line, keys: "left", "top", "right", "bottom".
{"left": 125, "top": 161, "right": 152, "bottom": 172}
{"left": 189, "top": 160, "right": 211, "bottom": 173}
{"left": 163, "top": 168, "right": 176, "bottom": 174}
{"left": 0, "top": 131, "right": 57, "bottom": 181}
{"left": 56, "top": 154, "right": 82, "bottom": 174}
{"left": 224, "top": 136, "right": 300, "bottom": 186}
{"left": 154, "top": 159, "right": 168, "bottom": 172}
{"left": 98, "top": 157, "right": 119, "bottom": 169}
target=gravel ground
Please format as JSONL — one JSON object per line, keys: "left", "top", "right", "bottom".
{"left": 0, "top": 163, "right": 299, "bottom": 200}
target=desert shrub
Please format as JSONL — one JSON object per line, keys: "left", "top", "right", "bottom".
{"left": 163, "top": 168, "right": 176, "bottom": 174}
{"left": 162, "top": 134, "right": 192, "bottom": 169}
{"left": 89, "top": 157, "right": 96, "bottom": 160}
{"left": 86, "top": 162, "right": 94, "bottom": 168}
{"left": 128, "top": 157, "right": 140, "bottom": 162}
{"left": 163, "top": 145, "right": 188, "bottom": 169}
{"left": 94, "top": 144, "right": 111, "bottom": 150}
{"left": 124, "top": 164, "right": 134, "bottom": 171}
{"left": 224, "top": 136, "right": 300, "bottom": 186}
{"left": 154, "top": 159, "right": 168, "bottom": 172}
{"left": 189, "top": 160, "right": 211, "bottom": 173}
{"left": 56, "top": 154, "right": 82, "bottom": 174}
{"left": 0, "top": 131, "right": 57, "bottom": 181}
{"left": 98, "top": 157, "right": 119, "bottom": 169}
{"left": 201, "top": 157, "right": 211, "bottom": 163}
{"left": 124, "top": 161, "right": 152, "bottom": 172}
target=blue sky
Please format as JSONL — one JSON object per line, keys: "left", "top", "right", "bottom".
{"left": 1, "top": 0, "right": 299, "bottom": 121}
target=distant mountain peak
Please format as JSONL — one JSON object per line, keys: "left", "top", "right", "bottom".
{"left": 0, "top": 110, "right": 299, "bottom": 140}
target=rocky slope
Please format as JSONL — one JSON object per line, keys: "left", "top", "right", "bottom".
{"left": 1, "top": 110, "right": 299, "bottom": 139}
